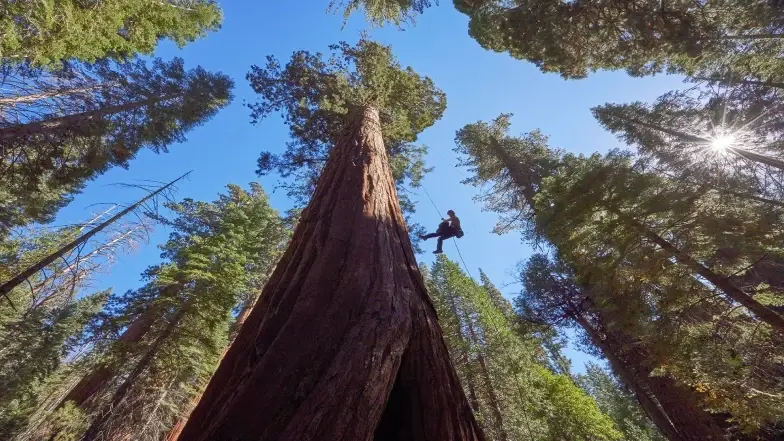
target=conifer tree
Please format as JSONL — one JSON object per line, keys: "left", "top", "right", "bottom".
{"left": 0, "top": 0, "right": 222, "bottom": 67}
{"left": 451, "top": 0, "right": 784, "bottom": 79}
{"left": 43, "top": 183, "right": 289, "bottom": 441}
{"left": 455, "top": 115, "right": 784, "bottom": 439}
{"left": 176, "top": 39, "right": 484, "bottom": 441}
{"left": 578, "top": 362, "right": 666, "bottom": 441}
{"left": 427, "top": 256, "right": 622, "bottom": 441}
{"left": 0, "top": 58, "right": 233, "bottom": 233}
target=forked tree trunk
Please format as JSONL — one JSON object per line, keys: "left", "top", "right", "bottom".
{"left": 176, "top": 107, "right": 484, "bottom": 441}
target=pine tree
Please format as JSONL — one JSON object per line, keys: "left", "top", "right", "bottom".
{"left": 44, "top": 183, "right": 289, "bottom": 441}
{"left": 455, "top": 115, "right": 784, "bottom": 438}
{"left": 0, "top": 290, "right": 107, "bottom": 439}
{"left": 0, "top": 0, "right": 222, "bottom": 67}
{"left": 0, "top": 57, "right": 233, "bottom": 233}
{"left": 451, "top": 0, "right": 784, "bottom": 79}
{"left": 592, "top": 90, "right": 784, "bottom": 201}
{"left": 329, "top": 0, "right": 433, "bottom": 26}
{"left": 578, "top": 362, "right": 666, "bottom": 441}
{"left": 427, "top": 256, "right": 622, "bottom": 441}
{"left": 176, "top": 39, "right": 484, "bottom": 441}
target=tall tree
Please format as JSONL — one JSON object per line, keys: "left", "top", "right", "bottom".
{"left": 0, "top": 0, "right": 222, "bottom": 67}
{"left": 30, "top": 183, "right": 289, "bottom": 441}
{"left": 592, "top": 90, "right": 784, "bottom": 202}
{"left": 0, "top": 57, "right": 233, "bottom": 233}
{"left": 451, "top": 0, "right": 784, "bottom": 79}
{"left": 578, "top": 362, "right": 666, "bottom": 441}
{"left": 515, "top": 253, "right": 727, "bottom": 441}
{"left": 176, "top": 39, "right": 484, "bottom": 441}
{"left": 427, "top": 256, "right": 622, "bottom": 441}
{"left": 455, "top": 115, "right": 784, "bottom": 438}
{"left": 0, "top": 173, "right": 186, "bottom": 300}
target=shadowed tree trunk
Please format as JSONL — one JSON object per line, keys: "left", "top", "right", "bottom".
{"left": 176, "top": 107, "right": 484, "bottom": 441}
{"left": 573, "top": 312, "right": 726, "bottom": 441}
{"left": 58, "top": 310, "right": 158, "bottom": 409}
{"left": 81, "top": 301, "right": 192, "bottom": 440}
{"left": 614, "top": 211, "right": 784, "bottom": 332}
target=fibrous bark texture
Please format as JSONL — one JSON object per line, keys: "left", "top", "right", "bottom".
{"left": 177, "top": 107, "right": 484, "bottom": 441}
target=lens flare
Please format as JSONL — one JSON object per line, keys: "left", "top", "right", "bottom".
{"left": 711, "top": 134, "right": 736, "bottom": 152}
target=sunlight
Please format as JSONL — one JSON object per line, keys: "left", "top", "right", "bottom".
{"left": 710, "top": 133, "right": 736, "bottom": 152}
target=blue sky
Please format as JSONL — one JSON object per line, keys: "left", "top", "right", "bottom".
{"left": 51, "top": 1, "right": 685, "bottom": 370}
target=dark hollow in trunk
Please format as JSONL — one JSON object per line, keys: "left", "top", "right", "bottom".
{"left": 176, "top": 107, "right": 485, "bottom": 441}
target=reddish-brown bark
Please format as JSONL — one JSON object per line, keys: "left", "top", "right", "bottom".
{"left": 176, "top": 107, "right": 484, "bottom": 441}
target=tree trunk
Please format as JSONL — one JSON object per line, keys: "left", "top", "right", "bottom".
{"left": 176, "top": 106, "right": 484, "bottom": 441}
{"left": 81, "top": 302, "right": 192, "bottom": 440}
{"left": 0, "top": 173, "right": 187, "bottom": 302}
{"left": 573, "top": 313, "right": 725, "bottom": 441}
{"left": 464, "top": 314, "right": 508, "bottom": 441}
{"left": 0, "top": 94, "right": 176, "bottom": 141}
{"left": 443, "top": 285, "right": 483, "bottom": 415}
{"left": 618, "top": 212, "right": 784, "bottom": 331}
{"left": 58, "top": 309, "right": 158, "bottom": 408}
{"left": 0, "top": 84, "right": 107, "bottom": 107}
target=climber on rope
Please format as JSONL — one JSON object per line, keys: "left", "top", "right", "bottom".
{"left": 420, "top": 210, "right": 464, "bottom": 254}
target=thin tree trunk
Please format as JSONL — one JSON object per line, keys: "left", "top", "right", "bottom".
{"left": 0, "top": 84, "right": 106, "bottom": 106}
{"left": 463, "top": 312, "right": 508, "bottom": 441}
{"left": 693, "top": 76, "right": 784, "bottom": 91}
{"left": 617, "top": 212, "right": 784, "bottom": 331}
{"left": 57, "top": 282, "right": 182, "bottom": 411}
{"left": 0, "top": 93, "right": 177, "bottom": 141}
{"left": 444, "top": 286, "right": 483, "bottom": 415}
{"left": 573, "top": 313, "right": 725, "bottom": 441}
{"left": 81, "top": 302, "right": 192, "bottom": 440}
{"left": 58, "top": 310, "right": 158, "bottom": 408}
{"left": 176, "top": 106, "right": 484, "bottom": 441}
{"left": 0, "top": 173, "right": 187, "bottom": 302}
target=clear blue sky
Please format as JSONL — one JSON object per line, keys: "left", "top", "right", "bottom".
{"left": 52, "top": 1, "right": 685, "bottom": 370}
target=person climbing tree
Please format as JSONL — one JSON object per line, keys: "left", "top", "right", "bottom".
{"left": 420, "top": 210, "right": 463, "bottom": 254}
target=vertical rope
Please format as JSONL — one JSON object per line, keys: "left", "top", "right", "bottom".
{"left": 420, "top": 185, "right": 474, "bottom": 280}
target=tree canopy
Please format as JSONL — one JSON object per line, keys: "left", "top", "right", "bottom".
{"left": 0, "top": 0, "right": 222, "bottom": 67}
{"left": 453, "top": 0, "right": 784, "bottom": 79}
{"left": 0, "top": 57, "right": 233, "bottom": 233}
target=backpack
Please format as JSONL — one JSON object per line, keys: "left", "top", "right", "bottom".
{"left": 455, "top": 229, "right": 464, "bottom": 239}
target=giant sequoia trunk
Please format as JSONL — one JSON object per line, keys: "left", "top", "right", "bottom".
{"left": 573, "top": 312, "right": 726, "bottom": 441}
{"left": 176, "top": 107, "right": 484, "bottom": 441}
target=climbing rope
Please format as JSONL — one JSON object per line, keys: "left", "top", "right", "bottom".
{"left": 420, "top": 187, "right": 537, "bottom": 440}
{"left": 419, "top": 185, "right": 474, "bottom": 281}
